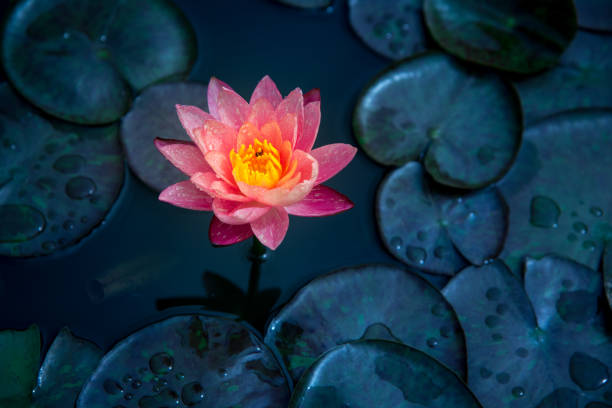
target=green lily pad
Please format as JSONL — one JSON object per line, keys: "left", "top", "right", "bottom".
{"left": 274, "top": 0, "right": 331, "bottom": 9}
{"left": 442, "top": 257, "right": 612, "bottom": 408}
{"left": 348, "top": 0, "right": 428, "bottom": 60}
{"left": 264, "top": 264, "right": 467, "bottom": 384}
{"left": 423, "top": 0, "right": 577, "bottom": 73}
{"left": 575, "top": 0, "right": 612, "bottom": 32}
{"left": 121, "top": 81, "right": 206, "bottom": 192}
{"left": 604, "top": 241, "right": 612, "bottom": 311}
{"left": 1, "top": 0, "right": 196, "bottom": 124}
{"left": 77, "top": 314, "right": 290, "bottom": 408}
{"left": 498, "top": 110, "right": 612, "bottom": 274}
{"left": 377, "top": 162, "right": 507, "bottom": 275}
{"left": 353, "top": 52, "right": 521, "bottom": 188}
{"left": 0, "top": 325, "right": 40, "bottom": 403}
{"left": 289, "top": 340, "right": 482, "bottom": 408}
{"left": 0, "top": 84, "right": 124, "bottom": 257}
{"left": 514, "top": 30, "right": 612, "bottom": 126}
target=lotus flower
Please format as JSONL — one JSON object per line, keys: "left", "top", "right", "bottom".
{"left": 155, "top": 76, "right": 356, "bottom": 250}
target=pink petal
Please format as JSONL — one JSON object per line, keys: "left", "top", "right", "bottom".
{"left": 250, "top": 207, "right": 289, "bottom": 250}
{"left": 247, "top": 98, "right": 277, "bottom": 129}
{"left": 191, "top": 172, "right": 250, "bottom": 202}
{"left": 217, "top": 87, "right": 250, "bottom": 130}
{"left": 310, "top": 143, "right": 357, "bottom": 185}
{"left": 285, "top": 185, "right": 353, "bottom": 216}
{"left": 278, "top": 113, "right": 298, "bottom": 146}
{"left": 209, "top": 216, "right": 253, "bottom": 246}
{"left": 204, "top": 151, "right": 236, "bottom": 186}
{"left": 236, "top": 122, "right": 262, "bottom": 150}
{"left": 176, "top": 105, "right": 214, "bottom": 142}
{"left": 194, "top": 119, "right": 236, "bottom": 156}
{"left": 250, "top": 75, "right": 282, "bottom": 107}
{"left": 154, "top": 138, "right": 212, "bottom": 176}
{"left": 276, "top": 88, "right": 304, "bottom": 145}
{"left": 159, "top": 181, "right": 213, "bottom": 211}
{"left": 304, "top": 88, "right": 321, "bottom": 105}
{"left": 212, "top": 198, "right": 270, "bottom": 225}
{"left": 207, "top": 77, "right": 233, "bottom": 120}
{"left": 295, "top": 101, "right": 320, "bottom": 152}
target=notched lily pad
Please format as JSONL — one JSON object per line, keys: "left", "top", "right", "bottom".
{"left": 442, "top": 257, "right": 612, "bottom": 408}
{"left": 121, "top": 81, "right": 206, "bottom": 191}
{"left": 1, "top": 0, "right": 196, "bottom": 124}
{"left": 264, "top": 264, "right": 467, "bottom": 383}
{"left": 77, "top": 314, "right": 290, "bottom": 408}
{"left": 348, "top": 0, "right": 429, "bottom": 60}
{"left": 423, "top": 0, "right": 577, "bottom": 73}
{"left": 0, "top": 84, "right": 124, "bottom": 257}
{"left": 514, "top": 30, "right": 612, "bottom": 125}
{"left": 289, "top": 340, "right": 482, "bottom": 408}
{"left": 575, "top": 0, "right": 612, "bottom": 32}
{"left": 377, "top": 162, "right": 507, "bottom": 275}
{"left": 498, "top": 110, "right": 612, "bottom": 274}
{"left": 353, "top": 52, "right": 521, "bottom": 188}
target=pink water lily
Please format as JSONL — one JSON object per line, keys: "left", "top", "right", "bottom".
{"left": 155, "top": 76, "right": 356, "bottom": 250}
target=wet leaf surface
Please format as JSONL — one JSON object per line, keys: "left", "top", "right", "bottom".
{"left": 264, "top": 264, "right": 466, "bottom": 383}
{"left": 289, "top": 340, "right": 482, "bottom": 408}
{"left": 354, "top": 52, "right": 521, "bottom": 188}
{"left": 442, "top": 257, "right": 612, "bottom": 408}
{"left": 0, "top": 84, "right": 125, "bottom": 257}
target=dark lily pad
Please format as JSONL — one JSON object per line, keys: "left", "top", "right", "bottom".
{"left": 498, "top": 110, "right": 612, "bottom": 274}
{"left": 353, "top": 52, "right": 521, "bottom": 188}
{"left": 603, "top": 241, "right": 612, "bottom": 311}
{"left": 0, "top": 84, "right": 124, "bottom": 257}
{"left": 377, "top": 162, "right": 507, "bottom": 275}
{"left": 264, "top": 264, "right": 467, "bottom": 384}
{"left": 423, "top": 0, "right": 577, "bottom": 73}
{"left": 348, "top": 0, "right": 428, "bottom": 60}
{"left": 289, "top": 340, "right": 482, "bottom": 408}
{"left": 120, "top": 81, "right": 206, "bottom": 192}
{"left": 514, "top": 30, "right": 612, "bottom": 126}
{"left": 1, "top": 0, "right": 196, "bottom": 124}
{"left": 274, "top": 0, "right": 331, "bottom": 9}
{"left": 0, "top": 325, "right": 40, "bottom": 404}
{"left": 77, "top": 314, "right": 290, "bottom": 408}
{"left": 575, "top": 0, "right": 612, "bottom": 32}
{"left": 442, "top": 257, "right": 612, "bottom": 408}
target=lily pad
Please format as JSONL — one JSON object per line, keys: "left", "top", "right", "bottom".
{"left": 120, "top": 81, "right": 207, "bottom": 192}
{"left": 1, "top": 0, "right": 196, "bottom": 124}
{"left": 575, "top": 0, "right": 612, "bottom": 32}
{"left": 423, "top": 0, "right": 577, "bottom": 73}
{"left": 353, "top": 52, "right": 521, "bottom": 188}
{"left": 0, "top": 84, "right": 124, "bottom": 257}
{"left": 442, "top": 257, "right": 612, "bottom": 408}
{"left": 514, "top": 30, "right": 612, "bottom": 125}
{"left": 348, "top": 0, "right": 428, "bottom": 60}
{"left": 498, "top": 110, "right": 612, "bottom": 274}
{"left": 604, "top": 241, "right": 612, "bottom": 311}
{"left": 377, "top": 162, "right": 507, "bottom": 275}
{"left": 77, "top": 314, "right": 290, "bottom": 408}
{"left": 289, "top": 340, "right": 482, "bottom": 408}
{"left": 264, "top": 264, "right": 467, "bottom": 384}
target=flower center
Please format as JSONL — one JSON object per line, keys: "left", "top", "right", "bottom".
{"left": 230, "top": 138, "right": 282, "bottom": 188}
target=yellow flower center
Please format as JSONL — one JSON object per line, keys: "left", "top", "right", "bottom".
{"left": 230, "top": 138, "right": 282, "bottom": 188}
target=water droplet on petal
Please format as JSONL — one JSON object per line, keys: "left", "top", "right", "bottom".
{"left": 590, "top": 206, "right": 603, "bottom": 217}
{"left": 182, "top": 381, "right": 205, "bottom": 405}
{"left": 582, "top": 240, "right": 597, "bottom": 251}
{"left": 572, "top": 222, "right": 588, "bottom": 235}
{"left": 512, "top": 386, "right": 525, "bottom": 398}
{"left": 149, "top": 352, "right": 174, "bottom": 375}
{"left": 426, "top": 337, "right": 438, "bottom": 348}
{"left": 406, "top": 246, "right": 426, "bottom": 264}
{"left": 103, "top": 379, "right": 123, "bottom": 395}
{"left": 390, "top": 236, "right": 402, "bottom": 251}
{"left": 66, "top": 176, "right": 96, "bottom": 199}
{"left": 529, "top": 196, "right": 560, "bottom": 228}
{"left": 0, "top": 205, "right": 46, "bottom": 243}
{"left": 569, "top": 352, "right": 609, "bottom": 390}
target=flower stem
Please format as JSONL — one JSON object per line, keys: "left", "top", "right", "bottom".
{"left": 245, "top": 237, "right": 268, "bottom": 322}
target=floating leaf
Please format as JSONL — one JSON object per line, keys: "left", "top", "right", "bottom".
{"left": 574, "top": 0, "right": 612, "bottom": 32}
{"left": 77, "top": 314, "right": 290, "bottom": 408}
{"left": 265, "top": 264, "right": 466, "bottom": 383}
{"left": 348, "top": 0, "right": 428, "bottom": 60}
{"left": 442, "top": 257, "right": 612, "bottom": 408}
{"left": 0, "top": 325, "right": 40, "bottom": 404}
{"left": 274, "top": 0, "right": 331, "bottom": 9}
{"left": 498, "top": 110, "right": 612, "bottom": 274}
{"left": 423, "top": 0, "right": 577, "bottom": 73}
{"left": 377, "top": 162, "right": 507, "bottom": 275}
{"left": 289, "top": 340, "right": 481, "bottom": 408}
{"left": 353, "top": 52, "right": 521, "bottom": 188}
{"left": 1, "top": 0, "right": 196, "bottom": 124}
{"left": 0, "top": 84, "right": 124, "bottom": 257}
{"left": 121, "top": 81, "right": 206, "bottom": 191}
{"left": 514, "top": 30, "right": 612, "bottom": 125}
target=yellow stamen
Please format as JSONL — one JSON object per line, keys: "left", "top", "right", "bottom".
{"left": 230, "top": 137, "right": 284, "bottom": 188}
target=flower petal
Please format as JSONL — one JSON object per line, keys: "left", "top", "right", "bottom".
{"left": 209, "top": 216, "right": 253, "bottom": 246}
{"left": 207, "top": 77, "right": 232, "bottom": 120}
{"left": 212, "top": 198, "right": 270, "bottom": 225}
{"left": 191, "top": 172, "right": 250, "bottom": 202}
{"left": 250, "top": 207, "right": 289, "bottom": 250}
{"left": 303, "top": 88, "right": 321, "bottom": 105}
{"left": 278, "top": 113, "right": 298, "bottom": 147}
{"left": 276, "top": 88, "right": 304, "bottom": 145}
{"left": 285, "top": 185, "right": 353, "bottom": 216}
{"left": 194, "top": 119, "right": 236, "bottom": 156}
{"left": 250, "top": 75, "right": 282, "bottom": 107}
{"left": 310, "top": 143, "right": 357, "bottom": 185}
{"left": 260, "top": 121, "right": 283, "bottom": 149}
{"left": 176, "top": 105, "right": 214, "bottom": 142}
{"left": 236, "top": 122, "right": 262, "bottom": 150}
{"left": 154, "top": 138, "right": 212, "bottom": 176}
{"left": 159, "top": 181, "right": 213, "bottom": 211}
{"left": 204, "top": 151, "right": 236, "bottom": 186}
{"left": 247, "top": 98, "right": 277, "bottom": 128}
{"left": 295, "top": 101, "right": 320, "bottom": 152}
{"left": 217, "top": 87, "right": 250, "bottom": 130}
